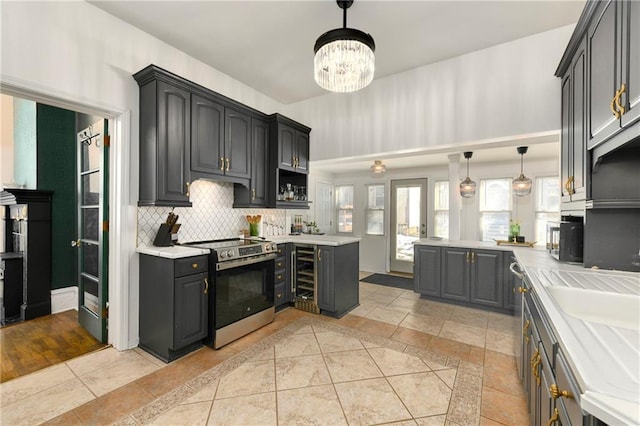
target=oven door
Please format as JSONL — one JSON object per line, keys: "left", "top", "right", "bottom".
{"left": 213, "top": 254, "right": 275, "bottom": 340}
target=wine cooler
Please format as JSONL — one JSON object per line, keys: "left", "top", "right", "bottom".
{"left": 292, "top": 244, "right": 319, "bottom": 314}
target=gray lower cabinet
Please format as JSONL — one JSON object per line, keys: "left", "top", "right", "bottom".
{"left": 317, "top": 243, "right": 359, "bottom": 317}
{"left": 414, "top": 245, "right": 441, "bottom": 297}
{"left": 274, "top": 243, "right": 291, "bottom": 309}
{"left": 441, "top": 247, "right": 503, "bottom": 308}
{"left": 414, "top": 244, "right": 510, "bottom": 312}
{"left": 139, "top": 254, "right": 208, "bottom": 362}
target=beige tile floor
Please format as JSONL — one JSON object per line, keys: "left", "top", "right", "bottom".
{"left": 0, "top": 274, "right": 528, "bottom": 425}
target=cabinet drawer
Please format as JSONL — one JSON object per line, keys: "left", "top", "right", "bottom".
{"left": 175, "top": 256, "right": 208, "bottom": 277}
{"left": 554, "top": 350, "right": 582, "bottom": 425}
{"left": 275, "top": 257, "right": 286, "bottom": 270}
{"left": 274, "top": 282, "right": 287, "bottom": 307}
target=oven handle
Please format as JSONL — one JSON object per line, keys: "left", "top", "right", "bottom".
{"left": 216, "top": 253, "right": 277, "bottom": 271}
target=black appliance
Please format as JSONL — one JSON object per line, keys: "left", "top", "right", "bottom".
{"left": 546, "top": 218, "right": 584, "bottom": 263}
{"left": 183, "top": 238, "right": 277, "bottom": 349}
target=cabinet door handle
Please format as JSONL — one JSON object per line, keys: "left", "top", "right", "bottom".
{"left": 317, "top": 248, "right": 322, "bottom": 261}
{"left": 615, "top": 83, "right": 626, "bottom": 117}
{"left": 204, "top": 277, "right": 209, "bottom": 294}
{"left": 219, "top": 157, "right": 224, "bottom": 171}
{"left": 546, "top": 408, "right": 559, "bottom": 426}
{"left": 523, "top": 320, "right": 530, "bottom": 343}
{"left": 291, "top": 250, "right": 296, "bottom": 293}
{"left": 192, "top": 263, "right": 198, "bottom": 269}
{"left": 550, "top": 384, "right": 573, "bottom": 400}
{"left": 531, "top": 351, "right": 541, "bottom": 387}
{"left": 251, "top": 188, "right": 256, "bottom": 200}
{"left": 611, "top": 88, "right": 620, "bottom": 118}
{"left": 225, "top": 158, "right": 230, "bottom": 172}
{"left": 185, "top": 181, "right": 190, "bottom": 197}
{"left": 564, "top": 176, "right": 575, "bottom": 195}
{"left": 518, "top": 286, "right": 528, "bottom": 294}
{"left": 471, "top": 252, "right": 475, "bottom": 263}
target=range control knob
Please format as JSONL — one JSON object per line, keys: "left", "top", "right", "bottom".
{"left": 219, "top": 250, "right": 227, "bottom": 259}
{"left": 270, "top": 243, "right": 277, "bottom": 251}
{"left": 227, "top": 249, "right": 235, "bottom": 258}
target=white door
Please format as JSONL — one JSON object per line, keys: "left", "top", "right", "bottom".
{"left": 389, "top": 179, "right": 427, "bottom": 273}
{"left": 314, "top": 181, "right": 333, "bottom": 234}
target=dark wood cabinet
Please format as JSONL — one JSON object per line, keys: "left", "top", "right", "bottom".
{"left": 191, "top": 93, "right": 224, "bottom": 176}
{"left": 136, "top": 76, "right": 191, "bottom": 207}
{"left": 316, "top": 243, "right": 359, "bottom": 317}
{"left": 295, "top": 130, "right": 309, "bottom": 172}
{"left": 139, "top": 254, "right": 208, "bottom": 362}
{"left": 503, "top": 253, "right": 518, "bottom": 312}
{"left": 413, "top": 245, "right": 441, "bottom": 297}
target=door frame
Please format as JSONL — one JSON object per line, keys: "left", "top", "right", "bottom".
{"left": 1, "top": 77, "right": 132, "bottom": 350}
{"left": 389, "top": 178, "right": 428, "bottom": 273}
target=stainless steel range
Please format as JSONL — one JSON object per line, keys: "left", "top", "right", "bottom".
{"left": 183, "top": 239, "right": 277, "bottom": 349}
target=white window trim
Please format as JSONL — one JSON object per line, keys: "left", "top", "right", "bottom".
{"left": 336, "top": 184, "right": 354, "bottom": 234}
{"left": 365, "top": 183, "right": 385, "bottom": 236}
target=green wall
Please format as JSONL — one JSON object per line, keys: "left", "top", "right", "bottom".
{"left": 36, "top": 104, "right": 76, "bottom": 290}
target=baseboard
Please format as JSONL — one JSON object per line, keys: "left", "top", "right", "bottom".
{"left": 51, "top": 286, "right": 78, "bottom": 314}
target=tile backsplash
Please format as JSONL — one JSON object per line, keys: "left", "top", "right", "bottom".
{"left": 137, "top": 180, "right": 289, "bottom": 246}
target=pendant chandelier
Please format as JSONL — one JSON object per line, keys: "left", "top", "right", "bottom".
{"left": 370, "top": 160, "right": 386, "bottom": 174}
{"left": 460, "top": 152, "right": 477, "bottom": 198}
{"left": 314, "top": 0, "right": 375, "bottom": 93}
{"left": 513, "top": 146, "right": 532, "bottom": 197}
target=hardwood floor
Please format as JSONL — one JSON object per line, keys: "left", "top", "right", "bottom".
{"left": 0, "top": 309, "right": 106, "bottom": 383}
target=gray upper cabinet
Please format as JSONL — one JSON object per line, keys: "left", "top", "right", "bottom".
{"left": 414, "top": 245, "right": 441, "bottom": 297}
{"left": 560, "top": 36, "right": 587, "bottom": 205}
{"left": 191, "top": 93, "right": 224, "bottom": 176}
{"left": 224, "top": 107, "right": 251, "bottom": 179}
{"left": 233, "top": 117, "right": 270, "bottom": 207}
{"left": 273, "top": 116, "right": 310, "bottom": 174}
{"left": 136, "top": 76, "right": 191, "bottom": 207}
{"left": 621, "top": 0, "right": 640, "bottom": 129}
{"left": 588, "top": 0, "right": 620, "bottom": 149}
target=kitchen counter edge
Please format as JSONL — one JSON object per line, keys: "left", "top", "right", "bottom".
{"left": 268, "top": 235, "right": 360, "bottom": 246}
{"left": 136, "top": 245, "right": 210, "bottom": 259}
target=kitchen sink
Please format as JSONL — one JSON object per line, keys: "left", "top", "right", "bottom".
{"left": 546, "top": 286, "right": 640, "bottom": 331}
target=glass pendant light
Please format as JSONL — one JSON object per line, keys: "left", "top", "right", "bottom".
{"left": 460, "top": 151, "right": 476, "bottom": 198}
{"left": 314, "top": 0, "right": 375, "bottom": 93}
{"left": 513, "top": 146, "right": 532, "bottom": 197}
{"left": 370, "top": 160, "right": 386, "bottom": 174}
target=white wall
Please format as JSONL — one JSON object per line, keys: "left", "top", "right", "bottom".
{"left": 316, "top": 155, "right": 559, "bottom": 273}
{"left": 284, "top": 25, "right": 574, "bottom": 162}
{"left": 0, "top": 1, "right": 285, "bottom": 349}
{"left": 1, "top": 94, "right": 14, "bottom": 186}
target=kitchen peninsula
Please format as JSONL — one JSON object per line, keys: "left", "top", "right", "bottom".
{"left": 413, "top": 239, "right": 640, "bottom": 425}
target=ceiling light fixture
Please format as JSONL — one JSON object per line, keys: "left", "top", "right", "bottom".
{"left": 314, "top": 0, "right": 375, "bottom": 93}
{"left": 370, "top": 160, "right": 386, "bottom": 174}
{"left": 513, "top": 146, "right": 532, "bottom": 197}
{"left": 460, "top": 151, "right": 477, "bottom": 198}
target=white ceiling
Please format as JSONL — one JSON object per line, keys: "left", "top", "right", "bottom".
{"left": 90, "top": 0, "right": 585, "bottom": 105}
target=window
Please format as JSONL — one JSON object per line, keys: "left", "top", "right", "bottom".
{"left": 479, "top": 178, "right": 511, "bottom": 241}
{"left": 433, "top": 181, "right": 449, "bottom": 238}
{"left": 336, "top": 185, "right": 354, "bottom": 233}
{"left": 365, "top": 184, "right": 385, "bottom": 235}
{"left": 535, "top": 177, "right": 560, "bottom": 245}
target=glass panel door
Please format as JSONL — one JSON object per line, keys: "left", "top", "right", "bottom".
{"left": 390, "top": 179, "right": 427, "bottom": 273}
{"left": 76, "top": 119, "right": 109, "bottom": 343}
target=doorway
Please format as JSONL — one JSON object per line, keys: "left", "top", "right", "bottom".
{"left": 0, "top": 96, "right": 111, "bottom": 380}
{"left": 389, "top": 179, "right": 427, "bottom": 274}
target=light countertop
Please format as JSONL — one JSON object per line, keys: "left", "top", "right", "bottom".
{"left": 136, "top": 245, "right": 210, "bottom": 259}
{"left": 512, "top": 247, "right": 640, "bottom": 425}
{"left": 414, "top": 239, "right": 640, "bottom": 424}
{"left": 268, "top": 234, "right": 360, "bottom": 246}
